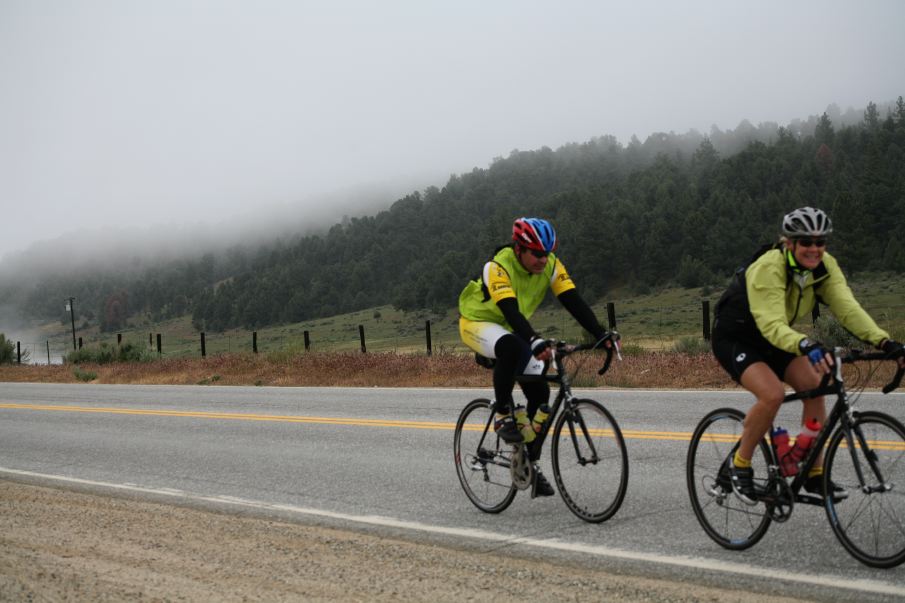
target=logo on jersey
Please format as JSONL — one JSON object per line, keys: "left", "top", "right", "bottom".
{"left": 736, "top": 352, "right": 746, "bottom": 363}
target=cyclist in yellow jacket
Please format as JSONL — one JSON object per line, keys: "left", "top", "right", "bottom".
{"left": 458, "top": 217, "right": 608, "bottom": 496}
{"left": 712, "top": 206, "right": 905, "bottom": 504}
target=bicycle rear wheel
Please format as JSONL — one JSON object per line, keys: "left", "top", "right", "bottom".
{"left": 453, "top": 398, "right": 517, "bottom": 513}
{"left": 686, "top": 407, "right": 772, "bottom": 550}
{"left": 551, "top": 399, "right": 628, "bottom": 523}
{"left": 825, "top": 411, "right": 905, "bottom": 568}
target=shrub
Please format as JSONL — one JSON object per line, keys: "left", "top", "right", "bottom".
{"left": 0, "top": 333, "right": 30, "bottom": 364}
{"left": 812, "top": 315, "right": 860, "bottom": 349}
{"left": 618, "top": 342, "right": 646, "bottom": 356}
{"left": 0, "top": 334, "right": 16, "bottom": 364}
{"left": 673, "top": 336, "right": 711, "bottom": 355}
{"left": 66, "top": 342, "right": 153, "bottom": 365}
{"left": 73, "top": 367, "right": 97, "bottom": 381}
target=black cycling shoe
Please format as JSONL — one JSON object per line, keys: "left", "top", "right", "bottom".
{"left": 803, "top": 474, "right": 849, "bottom": 501}
{"left": 728, "top": 459, "right": 758, "bottom": 505}
{"left": 533, "top": 470, "right": 555, "bottom": 497}
{"left": 494, "top": 415, "right": 524, "bottom": 444}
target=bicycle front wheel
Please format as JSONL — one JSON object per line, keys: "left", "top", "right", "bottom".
{"left": 453, "top": 398, "right": 517, "bottom": 513}
{"left": 686, "top": 407, "right": 772, "bottom": 550}
{"left": 551, "top": 399, "right": 628, "bottom": 523}
{"left": 825, "top": 411, "right": 905, "bottom": 568}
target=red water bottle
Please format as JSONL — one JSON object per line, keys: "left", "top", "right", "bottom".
{"left": 771, "top": 427, "right": 794, "bottom": 476}
{"left": 783, "top": 418, "right": 821, "bottom": 474}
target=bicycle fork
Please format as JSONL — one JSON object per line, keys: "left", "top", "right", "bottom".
{"left": 842, "top": 420, "right": 893, "bottom": 495}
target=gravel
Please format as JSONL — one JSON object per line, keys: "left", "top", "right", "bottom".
{"left": 0, "top": 479, "right": 818, "bottom": 602}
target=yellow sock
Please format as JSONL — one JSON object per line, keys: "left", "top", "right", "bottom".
{"left": 733, "top": 451, "right": 752, "bottom": 469}
{"left": 808, "top": 467, "right": 823, "bottom": 478}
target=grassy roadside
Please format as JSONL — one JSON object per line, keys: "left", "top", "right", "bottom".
{"left": 1, "top": 349, "right": 901, "bottom": 391}
{"left": 0, "top": 350, "right": 728, "bottom": 388}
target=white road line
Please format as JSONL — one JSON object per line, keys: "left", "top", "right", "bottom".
{"left": 3, "top": 467, "right": 904, "bottom": 597}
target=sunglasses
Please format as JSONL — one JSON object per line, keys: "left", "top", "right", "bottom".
{"left": 527, "top": 248, "right": 549, "bottom": 259}
{"left": 796, "top": 238, "right": 827, "bottom": 248}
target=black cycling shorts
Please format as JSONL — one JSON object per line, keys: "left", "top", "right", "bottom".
{"left": 711, "top": 330, "right": 797, "bottom": 383}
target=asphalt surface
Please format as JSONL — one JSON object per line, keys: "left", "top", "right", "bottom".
{"left": 2, "top": 382, "right": 904, "bottom": 600}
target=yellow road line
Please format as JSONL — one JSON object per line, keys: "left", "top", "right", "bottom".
{"left": 0, "top": 403, "right": 451, "bottom": 430}
{"left": 3, "top": 403, "right": 905, "bottom": 449}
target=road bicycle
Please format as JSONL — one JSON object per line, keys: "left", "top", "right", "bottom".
{"left": 453, "top": 333, "right": 628, "bottom": 523}
{"left": 687, "top": 348, "right": 905, "bottom": 568}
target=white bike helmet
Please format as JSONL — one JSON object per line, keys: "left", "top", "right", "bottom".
{"left": 782, "top": 206, "right": 833, "bottom": 238}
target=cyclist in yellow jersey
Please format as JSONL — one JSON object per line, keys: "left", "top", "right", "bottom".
{"left": 458, "top": 217, "right": 609, "bottom": 496}
{"left": 712, "top": 206, "right": 905, "bottom": 504}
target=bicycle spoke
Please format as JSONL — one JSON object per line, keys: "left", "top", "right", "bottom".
{"left": 686, "top": 408, "right": 772, "bottom": 550}
{"left": 454, "top": 399, "right": 517, "bottom": 514}
{"left": 826, "top": 412, "right": 905, "bottom": 567}
{"left": 552, "top": 399, "right": 628, "bottom": 523}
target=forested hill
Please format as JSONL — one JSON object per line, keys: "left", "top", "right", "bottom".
{"left": 6, "top": 99, "right": 905, "bottom": 333}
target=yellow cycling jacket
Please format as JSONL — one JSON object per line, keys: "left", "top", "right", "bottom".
{"left": 458, "top": 246, "right": 575, "bottom": 328}
{"left": 743, "top": 248, "right": 889, "bottom": 354}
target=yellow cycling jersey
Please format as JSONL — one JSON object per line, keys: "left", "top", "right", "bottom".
{"left": 458, "top": 246, "right": 576, "bottom": 328}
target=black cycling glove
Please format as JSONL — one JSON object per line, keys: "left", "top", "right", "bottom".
{"left": 881, "top": 339, "right": 905, "bottom": 358}
{"left": 799, "top": 337, "right": 828, "bottom": 365}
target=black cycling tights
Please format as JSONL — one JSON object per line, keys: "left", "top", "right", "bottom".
{"left": 492, "top": 333, "right": 550, "bottom": 417}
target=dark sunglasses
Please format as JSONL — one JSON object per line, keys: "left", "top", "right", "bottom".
{"left": 796, "top": 238, "right": 827, "bottom": 248}
{"left": 527, "top": 248, "right": 549, "bottom": 258}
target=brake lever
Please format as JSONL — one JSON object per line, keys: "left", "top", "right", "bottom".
{"left": 597, "top": 331, "right": 621, "bottom": 375}
{"left": 883, "top": 367, "right": 904, "bottom": 395}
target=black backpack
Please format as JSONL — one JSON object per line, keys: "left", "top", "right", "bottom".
{"left": 713, "top": 243, "right": 784, "bottom": 337}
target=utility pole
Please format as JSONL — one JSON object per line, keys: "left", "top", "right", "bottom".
{"left": 66, "top": 297, "right": 76, "bottom": 350}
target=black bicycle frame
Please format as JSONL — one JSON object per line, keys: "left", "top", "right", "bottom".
{"left": 512, "top": 341, "right": 613, "bottom": 462}
{"left": 773, "top": 350, "right": 898, "bottom": 497}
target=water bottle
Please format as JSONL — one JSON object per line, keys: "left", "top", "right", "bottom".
{"left": 783, "top": 418, "right": 821, "bottom": 473}
{"left": 514, "top": 406, "right": 535, "bottom": 443}
{"left": 531, "top": 404, "right": 551, "bottom": 434}
{"left": 772, "top": 426, "right": 794, "bottom": 476}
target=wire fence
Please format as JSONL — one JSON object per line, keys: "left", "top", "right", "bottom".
{"left": 8, "top": 301, "right": 905, "bottom": 365}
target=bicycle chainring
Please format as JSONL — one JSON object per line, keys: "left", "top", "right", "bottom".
{"left": 509, "top": 444, "right": 534, "bottom": 490}
{"left": 764, "top": 477, "right": 794, "bottom": 522}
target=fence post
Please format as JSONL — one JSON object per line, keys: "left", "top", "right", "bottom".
{"left": 425, "top": 320, "right": 432, "bottom": 356}
{"left": 78, "top": 337, "right": 83, "bottom": 349}
{"left": 46, "top": 341, "right": 50, "bottom": 365}
{"left": 16, "top": 341, "right": 21, "bottom": 364}
{"left": 304, "top": 330, "right": 310, "bottom": 352}
{"left": 702, "top": 300, "right": 711, "bottom": 341}
{"left": 117, "top": 333, "right": 122, "bottom": 346}
{"left": 156, "top": 333, "right": 162, "bottom": 357}
{"left": 253, "top": 331, "right": 258, "bottom": 354}
{"left": 606, "top": 302, "right": 617, "bottom": 329}
{"left": 201, "top": 332, "right": 206, "bottom": 358}
{"left": 359, "top": 324, "right": 366, "bottom": 353}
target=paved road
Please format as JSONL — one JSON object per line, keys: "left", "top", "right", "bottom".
{"left": 2, "top": 382, "right": 904, "bottom": 600}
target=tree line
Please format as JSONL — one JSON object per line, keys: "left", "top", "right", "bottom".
{"left": 5, "top": 99, "right": 904, "bottom": 333}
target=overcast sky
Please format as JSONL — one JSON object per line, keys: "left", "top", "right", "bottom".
{"left": 2, "top": 0, "right": 904, "bottom": 261}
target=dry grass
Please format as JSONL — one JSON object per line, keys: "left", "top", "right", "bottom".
{"left": 2, "top": 350, "right": 898, "bottom": 391}
{"left": 0, "top": 351, "right": 724, "bottom": 388}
